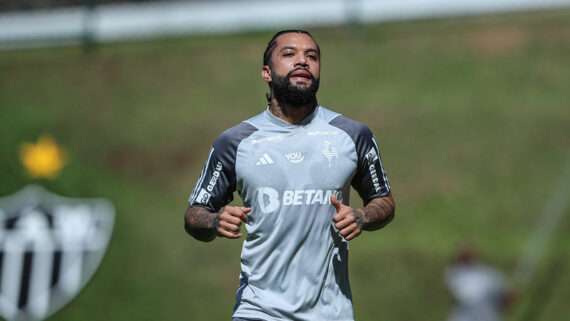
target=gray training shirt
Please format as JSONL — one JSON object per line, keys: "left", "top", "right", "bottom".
{"left": 188, "top": 105, "right": 390, "bottom": 321}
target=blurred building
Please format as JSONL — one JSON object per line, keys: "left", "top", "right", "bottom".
{"left": 1, "top": 0, "right": 570, "bottom": 49}
{"left": 0, "top": 0, "right": 167, "bottom": 12}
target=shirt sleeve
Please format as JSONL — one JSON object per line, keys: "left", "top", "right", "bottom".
{"left": 351, "top": 127, "right": 390, "bottom": 202}
{"left": 330, "top": 116, "right": 391, "bottom": 203}
{"left": 188, "top": 122, "right": 258, "bottom": 212}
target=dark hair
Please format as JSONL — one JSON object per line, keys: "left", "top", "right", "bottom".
{"left": 263, "top": 29, "right": 320, "bottom": 67}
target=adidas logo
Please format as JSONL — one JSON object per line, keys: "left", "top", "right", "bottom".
{"left": 256, "top": 153, "right": 274, "bottom": 165}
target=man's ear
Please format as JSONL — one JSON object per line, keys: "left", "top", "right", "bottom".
{"left": 262, "top": 65, "right": 272, "bottom": 83}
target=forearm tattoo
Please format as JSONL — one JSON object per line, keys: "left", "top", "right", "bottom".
{"left": 354, "top": 194, "right": 395, "bottom": 231}
{"left": 185, "top": 206, "right": 220, "bottom": 242}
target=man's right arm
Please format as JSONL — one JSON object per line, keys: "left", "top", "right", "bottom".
{"left": 185, "top": 122, "right": 258, "bottom": 242}
{"left": 185, "top": 205, "right": 250, "bottom": 242}
{"left": 184, "top": 205, "right": 220, "bottom": 242}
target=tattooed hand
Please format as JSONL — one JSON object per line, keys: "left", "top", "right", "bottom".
{"left": 331, "top": 193, "right": 395, "bottom": 241}
{"left": 184, "top": 205, "right": 250, "bottom": 242}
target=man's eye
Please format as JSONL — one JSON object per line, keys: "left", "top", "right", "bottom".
{"left": 284, "top": 53, "right": 293, "bottom": 57}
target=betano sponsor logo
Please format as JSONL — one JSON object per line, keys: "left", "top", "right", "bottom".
{"left": 257, "top": 187, "right": 341, "bottom": 213}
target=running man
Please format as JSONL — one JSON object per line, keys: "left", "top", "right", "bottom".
{"left": 184, "top": 30, "right": 395, "bottom": 321}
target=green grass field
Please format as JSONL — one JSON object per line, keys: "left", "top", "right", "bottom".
{"left": 1, "top": 9, "right": 570, "bottom": 321}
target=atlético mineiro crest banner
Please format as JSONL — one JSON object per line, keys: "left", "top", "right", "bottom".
{"left": 0, "top": 185, "right": 115, "bottom": 321}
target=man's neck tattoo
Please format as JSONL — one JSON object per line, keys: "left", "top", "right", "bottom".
{"left": 269, "top": 105, "right": 287, "bottom": 118}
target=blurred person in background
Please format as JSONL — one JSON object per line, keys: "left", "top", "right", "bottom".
{"left": 184, "top": 29, "right": 395, "bottom": 321}
{"left": 444, "top": 244, "right": 515, "bottom": 321}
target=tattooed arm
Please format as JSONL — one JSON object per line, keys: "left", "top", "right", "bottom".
{"left": 184, "top": 205, "right": 251, "bottom": 242}
{"left": 358, "top": 192, "right": 395, "bottom": 231}
{"left": 331, "top": 192, "right": 395, "bottom": 241}
{"left": 184, "top": 206, "right": 219, "bottom": 242}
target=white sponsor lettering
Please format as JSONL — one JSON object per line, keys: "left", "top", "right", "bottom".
{"left": 251, "top": 135, "right": 284, "bottom": 145}
{"left": 196, "top": 188, "right": 211, "bottom": 204}
{"left": 308, "top": 131, "right": 339, "bottom": 136}
{"left": 365, "top": 148, "right": 379, "bottom": 163}
{"left": 284, "top": 152, "right": 305, "bottom": 163}
{"left": 365, "top": 148, "right": 382, "bottom": 192}
{"left": 312, "top": 190, "right": 324, "bottom": 204}
{"left": 206, "top": 161, "right": 223, "bottom": 192}
{"left": 257, "top": 187, "right": 280, "bottom": 213}
{"left": 369, "top": 164, "right": 382, "bottom": 193}
{"left": 259, "top": 188, "right": 341, "bottom": 212}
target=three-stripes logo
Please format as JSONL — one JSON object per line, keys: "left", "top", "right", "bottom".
{"left": 0, "top": 185, "right": 114, "bottom": 321}
{"left": 256, "top": 153, "right": 274, "bottom": 166}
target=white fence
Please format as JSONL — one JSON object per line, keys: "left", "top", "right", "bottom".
{"left": 1, "top": 0, "right": 570, "bottom": 49}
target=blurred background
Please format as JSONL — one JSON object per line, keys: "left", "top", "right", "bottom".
{"left": 1, "top": 0, "right": 570, "bottom": 320}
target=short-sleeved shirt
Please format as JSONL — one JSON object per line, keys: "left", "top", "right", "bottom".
{"left": 188, "top": 106, "right": 390, "bottom": 321}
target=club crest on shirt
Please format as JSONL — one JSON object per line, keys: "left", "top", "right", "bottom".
{"left": 0, "top": 185, "right": 114, "bottom": 321}
{"left": 322, "top": 141, "right": 339, "bottom": 167}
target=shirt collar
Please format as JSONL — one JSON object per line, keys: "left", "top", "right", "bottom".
{"left": 264, "top": 105, "right": 320, "bottom": 128}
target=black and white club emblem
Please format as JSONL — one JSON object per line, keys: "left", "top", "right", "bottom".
{"left": 0, "top": 185, "right": 114, "bottom": 321}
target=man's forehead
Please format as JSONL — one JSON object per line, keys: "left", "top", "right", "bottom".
{"left": 275, "top": 33, "right": 318, "bottom": 51}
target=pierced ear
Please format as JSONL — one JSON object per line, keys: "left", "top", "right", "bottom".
{"left": 262, "top": 66, "right": 272, "bottom": 82}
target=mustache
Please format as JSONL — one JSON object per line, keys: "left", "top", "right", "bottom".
{"left": 286, "top": 68, "right": 316, "bottom": 81}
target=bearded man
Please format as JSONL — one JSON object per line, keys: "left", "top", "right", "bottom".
{"left": 184, "top": 30, "right": 395, "bottom": 321}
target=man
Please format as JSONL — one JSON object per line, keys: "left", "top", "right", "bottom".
{"left": 445, "top": 245, "right": 515, "bottom": 321}
{"left": 185, "top": 30, "right": 395, "bottom": 321}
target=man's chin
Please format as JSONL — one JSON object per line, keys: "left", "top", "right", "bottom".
{"left": 271, "top": 73, "right": 319, "bottom": 105}
{"left": 290, "top": 80, "right": 311, "bottom": 88}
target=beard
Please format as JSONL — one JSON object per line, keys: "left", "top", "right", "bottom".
{"left": 271, "top": 69, "right": 320, "bottom": 106}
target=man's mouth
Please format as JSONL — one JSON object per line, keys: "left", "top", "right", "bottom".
{"left": 289, "top": 69, "right": 313, "bottom": 82}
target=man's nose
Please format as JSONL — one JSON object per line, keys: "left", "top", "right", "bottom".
{"left": 295, "top": 55, "right": 308, "bottom": 67}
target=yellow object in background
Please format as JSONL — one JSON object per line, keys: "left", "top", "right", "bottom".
{"left": 19, "top": 135, "right": 67, "bottom": 179}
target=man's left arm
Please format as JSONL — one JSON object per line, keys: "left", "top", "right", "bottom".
{"left": 331, "top": 192, "right": 395, "bottom": 241}
{"left": 329, "top": 118, "right": 394, "bottom": 240}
